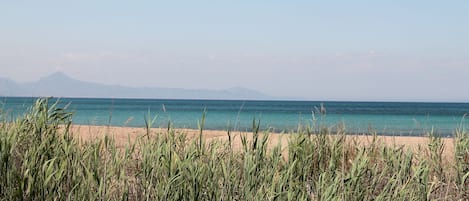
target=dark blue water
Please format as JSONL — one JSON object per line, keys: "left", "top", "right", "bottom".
{"left": 1, "top": 97, "right": 468, "bottom": 136}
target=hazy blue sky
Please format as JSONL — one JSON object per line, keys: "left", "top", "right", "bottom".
{"left": 1, "top": 1, "right": 469, "bottom": 101}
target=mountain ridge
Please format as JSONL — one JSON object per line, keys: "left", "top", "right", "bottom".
{"left": 0, "top": 72, "right": 274, "bottom": 100}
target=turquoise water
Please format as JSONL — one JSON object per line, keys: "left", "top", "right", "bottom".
{"left": 1, "top": 97, "right": 468, "bottom": 136}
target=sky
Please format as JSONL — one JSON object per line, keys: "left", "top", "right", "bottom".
{"left": 1, "top": 1, "right": 469, "bottom": 101}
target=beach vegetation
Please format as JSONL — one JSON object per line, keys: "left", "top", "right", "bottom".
{"left": 0, "top": 98, "right": 468, "bottom": 200}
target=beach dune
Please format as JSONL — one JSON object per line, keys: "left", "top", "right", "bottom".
{"left": 70, "top": 125, "right": 455, "bottom": 160}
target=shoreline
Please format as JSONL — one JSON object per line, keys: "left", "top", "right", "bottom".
{"left": 67, "top": 123, "right": 459, "bottom": 137}
{"left": 69, "top": 124, "right": 456, "bottom": 159}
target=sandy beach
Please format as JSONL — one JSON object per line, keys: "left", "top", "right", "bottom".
{"left": 70, "top": 124, "right": 456, "bottom": 159}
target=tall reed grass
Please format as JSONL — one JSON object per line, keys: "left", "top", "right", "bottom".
{"left": 0, "top": 98, "right": 468, "bottom": 200}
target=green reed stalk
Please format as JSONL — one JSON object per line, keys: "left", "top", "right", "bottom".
{"left": 1, "top": 98, "right": 468, "bottom": 200}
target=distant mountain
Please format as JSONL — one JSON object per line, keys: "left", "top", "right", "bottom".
{"left": 0, "top": 77, "right": 23, "bottom": 96}
{"left": 0, "top": 72, "right": 273, "bottom": 100}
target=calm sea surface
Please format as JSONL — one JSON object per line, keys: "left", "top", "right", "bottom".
{"left": 1, "top": 97, "right": 468, "bottom": 136}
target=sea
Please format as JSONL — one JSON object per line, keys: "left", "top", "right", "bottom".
{"left": 1, "top": 97, "right": 468, "bottom": 136}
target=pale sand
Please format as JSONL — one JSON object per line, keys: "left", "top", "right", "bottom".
{"left": 69, "top": 125, "right": 455, "bottom": 159}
